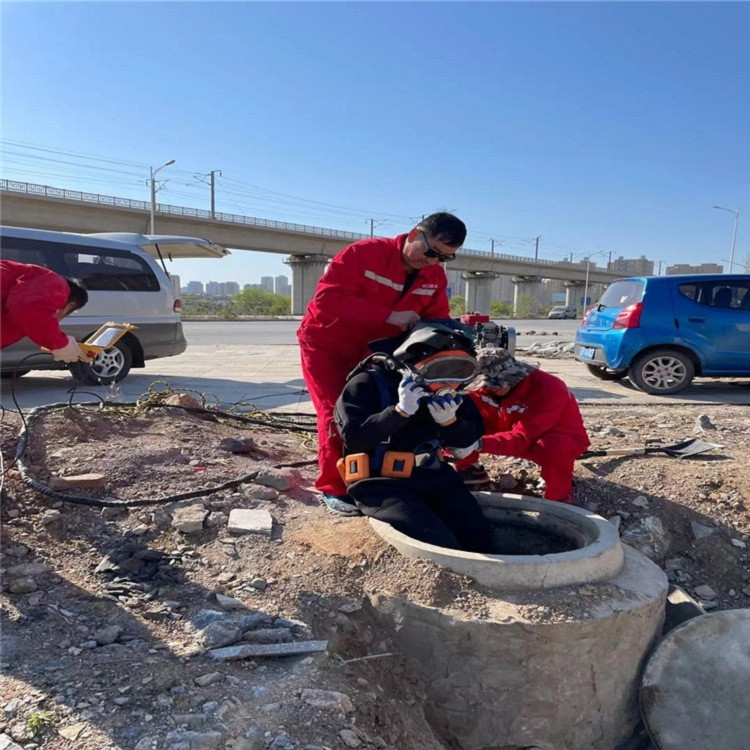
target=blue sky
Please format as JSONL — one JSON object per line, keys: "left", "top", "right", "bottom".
{"left": 2, "top": 1, "right": 748, "bottom": 285}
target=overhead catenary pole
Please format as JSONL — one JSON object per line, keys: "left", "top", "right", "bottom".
{"left": 210, "top": 169, "right": 222, "bottom": 219}
{"left": 149, "top": 159, "right": 176, "bottom": 234}
{"left": 534, "top": 236, "right": 541, "bottom": 261}
{"left": 491, "top": 239, "right": 495, "bottom": 257}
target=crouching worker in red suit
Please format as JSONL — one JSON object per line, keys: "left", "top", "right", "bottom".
{"left": 456, "top": 348, "right": 590, "bottom": 503}
{"left": 333, "top": 322, "right": 492, "bottom": 551}
{"left": 1, "top": 261, "right": 89, "bottom": 362}
{"left": 297, "top": 212, "right": 467, "bottom": 516}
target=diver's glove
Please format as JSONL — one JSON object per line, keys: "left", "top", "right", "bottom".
{"left": 427, "top": 393, "right": 462, "bottom": 426}
{"left": 396, "top": 375, "right": 428, "bottom": 416}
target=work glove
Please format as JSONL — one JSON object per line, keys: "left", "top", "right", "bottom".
{"left": 50, "top": 335, "right": 88, "bottom": 363}
{"left": 427, "top": 393, "right": 462, "bottom": 426}
{"left": 448, "top": 440, "right": 482, "bottom": 460}
{"left": 396, "top": 375, "right": 428, "bottom": 416}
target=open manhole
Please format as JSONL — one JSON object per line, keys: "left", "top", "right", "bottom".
{"left": 369, "top": 492, "right": 624, "bottom": 590}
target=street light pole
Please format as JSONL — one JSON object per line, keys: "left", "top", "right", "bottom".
{"left": 712, "top": 205, "right": 740, "bottom": 273}
{"left": 583, "top": 256, "right": 591, "bottom": 316}
{"left": 149, "top": 159, "right": 176, "bottom": 234}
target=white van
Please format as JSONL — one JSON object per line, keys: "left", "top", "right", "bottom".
{"left": 0, "top": 226, "right": 228, "bottom": 383}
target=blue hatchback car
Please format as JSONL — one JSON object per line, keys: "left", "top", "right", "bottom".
{"left": 575, "top": 274, "right": 750, "bottom": 394}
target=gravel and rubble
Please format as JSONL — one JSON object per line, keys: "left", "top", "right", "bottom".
{"left": 1, "top": 380, "right": 749, "bottom": 749}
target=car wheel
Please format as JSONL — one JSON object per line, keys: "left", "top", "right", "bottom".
{"left": 628, "top": 349, "right": 695, "bottom": 395}
{"left": 586, "top": 364, "right": 627, "bottom": 381}
{"left": 1, "top": 369, "right": 30, "bottom": 379}
{"left": 70, "top": 340, "right": 133, "bottom": 385}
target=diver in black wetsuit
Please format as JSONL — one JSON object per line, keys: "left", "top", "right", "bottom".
{"left": 334, "top": 322, "right": 493, "bottom": 552}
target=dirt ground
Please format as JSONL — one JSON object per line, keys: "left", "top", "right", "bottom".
{"left": 1, "top": 385, "right": 748, "bottom": 750}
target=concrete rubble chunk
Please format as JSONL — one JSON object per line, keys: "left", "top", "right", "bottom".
{"left": 171, "top": 505, "right": 208, "bottom": 534}
{"left": 215, "top": 593, "right": 245, "bottom": 610}
{"left": 301, "top": 689, "right": 354, "bottom": 713}
{"left": 694, "top": 413, "right": 716, "bottom": 431}
{"left": 194, "top": 672, "right": 223, "bottom": 687}
{"left": 93, "top": 624, "right": 123, "bottom": 646}
{"left": 621, "top": 515, "right": 671, "bottom": 560}
{"left": 219, "top": 437, "right": 256, "bottom": 454}
{"left": 339, "top": 729, "right": 361, "bottom": 748}
{"left": 199, "top": 621, "right": 243, "bottom": 649}
{"left": 5, "top": 562, "right": 52, "bottom": 578}
{"left": 208, "top": 640, "right": 328, "bottom": 661}
{"left": 227, "top": 508, "right": 273, "bottom": 536}
{"left": 0, "top": 735, "right": 24, "bottom": 750}
{"left": 254, "top": 469, "right": 293, "bottom": 491}
{"left": 164, "top": 730, "right": 222, "bottom": 749}
{"left": 694, "top": 584, "right": 717, "bottom": 600}
{"left": 241, "top": 627, "right": 293, "bottom": 644}
{"left": 690, "top": 521, "right": 716, "bottom": 540}
{"left": 48, "top": 473, "right": 106, "bottom": 490}
{"left": 9, "top": 577, "right": 37, "bottom": 594}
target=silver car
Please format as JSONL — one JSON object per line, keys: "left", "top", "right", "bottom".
{"left": 1, "top": 227, "right": 228, "bottom": 383}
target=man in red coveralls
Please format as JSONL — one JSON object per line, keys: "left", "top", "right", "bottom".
{"left": 1, "top": 261, "right": 89, "bottom": 362}
{"left": 456, "top": 348, "right": 590, "bottom": 503}
{"left": 297, "top": 212, "right": 466, "bottom": 515}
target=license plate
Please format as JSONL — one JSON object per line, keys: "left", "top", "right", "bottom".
{"left": 579, "top": 346, "right": 596, "bottom": 360}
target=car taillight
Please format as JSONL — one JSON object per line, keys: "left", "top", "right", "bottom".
{"left": 173, "top": 298, "right": 183, "bottom": 313}
{"left": 613, "top": 302, "right": 642, "bottom": 329}
{"left": 580, "top": 304, "right": 596, "bottom": 326}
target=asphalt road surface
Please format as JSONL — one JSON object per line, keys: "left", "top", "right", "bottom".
{"left": 182, "top": 319, "right": 581, "bottom": 347}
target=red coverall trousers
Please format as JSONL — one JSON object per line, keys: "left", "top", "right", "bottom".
{"left": 298, "top": 339, "right": 361, "bottom": 496}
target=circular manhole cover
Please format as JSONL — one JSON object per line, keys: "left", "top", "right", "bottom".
{"left": 641, "top": 609, "right": 750, "bottom": 750}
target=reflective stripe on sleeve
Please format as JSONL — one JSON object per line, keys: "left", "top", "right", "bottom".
{"left": 364, "top": 270, "right": 404, "bottom": 292}
{"left": 411, "top": 288, "right": 436, "bottom": 296}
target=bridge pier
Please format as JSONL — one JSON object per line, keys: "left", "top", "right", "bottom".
{"left": 511, "top": 275, "right": 542, "bottom": 318}
{"left": 462, "top": 272, "right": 499, "bottom": 315}
{"left": 563, "top": 280, "right": 585, "bottom": 310}
{"left": 285, "top": 254, "right": 329, "bottom": 315}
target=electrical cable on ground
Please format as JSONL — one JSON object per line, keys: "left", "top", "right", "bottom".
{"left": 10, "top": 396, "right": 317, "bottom": 508}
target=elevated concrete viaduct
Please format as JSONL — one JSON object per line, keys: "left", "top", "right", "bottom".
{"left": 1, "top": 180, "right": 621, "bottom": 315}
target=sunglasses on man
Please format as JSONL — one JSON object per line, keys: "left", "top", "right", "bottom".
{"left": 421, "top": 231, "right": 456, "bottom": 263}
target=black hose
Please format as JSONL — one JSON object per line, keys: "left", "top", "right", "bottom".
{"left": 13, "top": 400, "right": 315, "bottom": 508}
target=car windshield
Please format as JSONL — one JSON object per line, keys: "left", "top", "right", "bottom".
{"left": 598, "top": 280, "right": 644, "bottom": 309}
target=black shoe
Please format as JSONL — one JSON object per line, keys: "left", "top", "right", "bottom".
{"left": 459, "top": 464, "right": 491, "bottom": 486}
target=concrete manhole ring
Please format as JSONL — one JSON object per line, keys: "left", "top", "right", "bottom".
{"left": 369, "top": 491, "right": 624, "bottom": 590}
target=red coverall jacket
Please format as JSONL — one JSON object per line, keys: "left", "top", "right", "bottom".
{"left": 1, "top": 261, "right": 70, "bottom": 351}
{"left": 297, "top": 234, "right": 450, "bottom": 496}
{"left": 465, "top": 369, "right": 591, "bottom": 500}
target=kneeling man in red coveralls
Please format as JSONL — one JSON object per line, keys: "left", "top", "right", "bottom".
{"left": 297, "top": 213, "right": 467, "bottom": 515}
{"left": 455, "top": 348, "right": 590, "bottom": 503}
{"left": 1, "top": 261, "right": 89, "bottom": 362}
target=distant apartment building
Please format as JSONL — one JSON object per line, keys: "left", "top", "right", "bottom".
{"left": 260, "top": 276, "right": 274, "bottom": 293}
{"left": 170, "top": 275, "right": 181, "bottom": 296}
{"left": 184, "top": 280, "right": 204, "bottom": 295}
{"left": 244, "top": 283, "right": 260, "bottom": 291}
{"left": 666, "top": 262, "right": 724, "bottom": 275}
{"left": 274, "top": 274, "right": 291, "bottom": 296}
{"left": 608, "top": 255, "right": 655, "bottom": 276}
{"left": 224, "top": 281, "right": 240, "bottom": 295}
{"left": 205, "top": 281, "right": 221, "bottom": 296}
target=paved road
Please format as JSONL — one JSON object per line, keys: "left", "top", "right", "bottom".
{"left": 181, "top": 319, "right": 581, "bottom": 347}
{"left": 3, "top": 320, "right": 749, "bottom": 411}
